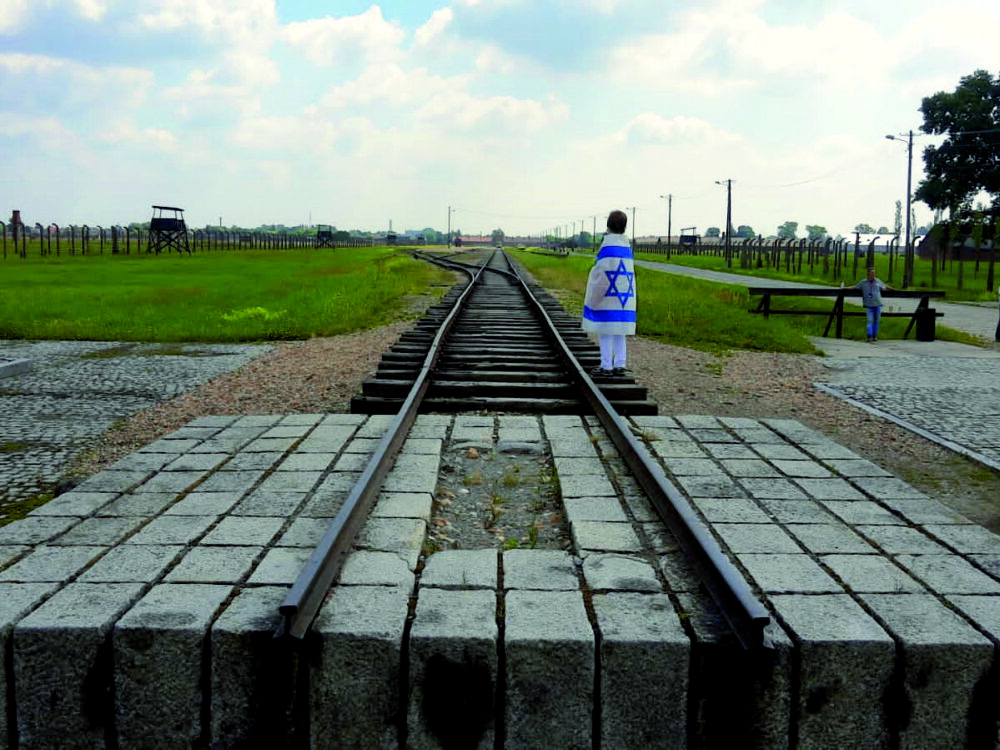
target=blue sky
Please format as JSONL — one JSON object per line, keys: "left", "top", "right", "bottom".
{"left": 2, "top": 0, "right": 999, "bottom": 239}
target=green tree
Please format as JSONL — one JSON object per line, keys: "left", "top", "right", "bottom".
{"left": 805, "top": 225, "right": 828, "bottom": 241}
{"left": 894, "top": 201, "right": 903, "bottom": 237}
{"left": 854, "top": 223, "right": 875, "bottom": 233}
{"left": 491, "top": 228, "right": 505, "bottom": 244}
{"left": 877, "top": 226, "right": 891, "bottom": 234}
{"left": 735, "top": 225, "right": 755, "bottom": 238}
{"left": 916, "top": 69, "right": 1000, "bottom": 211}
{"left": 777, "top": 221, "right": 798, "bottom": 239}
{"left": 705, "top": 227, "right": 721, "bottom": 238}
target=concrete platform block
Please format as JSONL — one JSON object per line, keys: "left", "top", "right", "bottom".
{"left": 14, "top": 582, "right": 143, "bottom": 748}
{"left": 311, "top": 585, "right": 411, "bottom": 750}
{"left": 408, "top": 588, "right": 498, "bottom": 749}
{"left": 582, "top": 553, "right": 660, "bottom": 592}
{"left": 78, "top": 544, "right": 183, "bottom": 583}
{"left": 502, "top": 549, "right": 578, "bottom": 591}
{"left": 677, "top": 591, "right": 793, "bottom": 749}
{"left": 770, "top": 593, "right": 894, "bottom": 749}
{"left": 372, "top": 492, "right": 433, "bottom": 521}
{"left": 401, "top": 438, "right": 443, "bottom": 455}
{"left": 165, "top": 546, "right": 262, "bottom": 583}
{"left": 736, "top": 553, "right": 843, "bottom": 594}
{"left": 356, "top": 518, "right": 427, "bottom": 570}
{"left": 114, "top": 583, "right": 232, "bottom": 748}
{"left": 340, "top": 550, "right": 415, "bottom": 586}
{"left": 28, "top": 491, "right": 118, "bottom": 517}
{"left": 571, "top": 520, "right": 643, "bottom": 555}
{"left": 859, "top": 593, "right": 995, "bottom": 749}
{"left": 0, "top": 583, "right": 60, "bottom": 750}
{"left": 504, "top": 590, "right": 593, "bottom": 749}
{"left": 0, "top": 545, "right": 107, "bottom": 583}
{"left": 0, "top": 517, "right": 80, "bottom": 546}
{"left": 593, "top": 592, "right": 689, "bottom": 749}
{"left": 420, "top": 549, "right": 497, "bottom": 590}
{"left": 563, "top": 496, "right": 628, "bottom": 523}
{"left": 211, "top": 586, "right": 290, "bottom": 748}
{"left": 125, "top": 514, "right": 216, "bottom": 546}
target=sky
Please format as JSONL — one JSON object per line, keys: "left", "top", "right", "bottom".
{"left": 2, "top": 0, "right": 999, "bottom": 240}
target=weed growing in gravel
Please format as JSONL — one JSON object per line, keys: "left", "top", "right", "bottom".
{"left": 502, "top": 538, "right": 519, "bottom": 550}
{"left": 463, "top": 471, "right": 483, "bottom": 486}
{"left": 0, "top": 442, "right": 27, "bottom": 453}
{"left": 502, "top": 473, "right": 519, "bottom": 487}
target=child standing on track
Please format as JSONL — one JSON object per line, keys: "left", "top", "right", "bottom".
{"left": 582, "top": 210, "right": 637, "bottom": 376}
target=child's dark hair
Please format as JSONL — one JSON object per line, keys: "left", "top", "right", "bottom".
{"left": 607, "top": 210, "right": 627, "bottom": 234}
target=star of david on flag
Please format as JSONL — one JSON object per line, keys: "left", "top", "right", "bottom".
{"left": 604, "top": 260, "right": 635, "bottom": 307}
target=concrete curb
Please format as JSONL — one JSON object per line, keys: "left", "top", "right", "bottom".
{"left": 0, "top": 360, "right": 32, "bottom": 379}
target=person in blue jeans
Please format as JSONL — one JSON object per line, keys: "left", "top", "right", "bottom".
{"left": 855, "top": 266, "right": 891, "bottom": 342}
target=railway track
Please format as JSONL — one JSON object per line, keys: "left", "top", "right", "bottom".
{"left": 279, "top": 248, "right": 769, "bottom": 649}
{"left": 351, "top": 249, "right": 658, "bottom": 415}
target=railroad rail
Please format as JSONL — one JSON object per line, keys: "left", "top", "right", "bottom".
{"left": 277, "top": 248, "right": 769, "bottom": 649}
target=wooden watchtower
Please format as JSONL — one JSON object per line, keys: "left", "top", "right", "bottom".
{"left": 148, "top": 205, "right": 191, "bottom": 254}
{"left": 316, "top": 225, "right": 334, "bottom": 248}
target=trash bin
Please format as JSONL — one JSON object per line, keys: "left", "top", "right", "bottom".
{"left": 915, "top": 307, "right": 936, "bottom": 342}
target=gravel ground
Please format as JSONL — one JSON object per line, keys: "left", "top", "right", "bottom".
{"left": 69, "top": 320, "right": 1000, "bottom": 534}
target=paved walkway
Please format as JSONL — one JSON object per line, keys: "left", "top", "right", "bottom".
{"left": 635, "top": 259, "right": 1000, "bottom": 472}
{"left": 0, "top": 341, "right": 270, "bottom": 512}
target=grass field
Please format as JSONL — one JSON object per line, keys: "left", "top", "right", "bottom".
{"left": 511, "top": 250, "right": 982, "bottom": 352}
{"left": 636, "top": 248, "right": 1000, "bottom": 303}
{"left": 0, "top": 247, "right": 452, "bottom": 341}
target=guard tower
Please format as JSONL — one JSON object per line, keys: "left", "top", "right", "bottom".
{"left": 316, "top": 224, "right": 334, "bottom": 247}
{"left": 148, "top": 205, "right": 191, "bottom": 254}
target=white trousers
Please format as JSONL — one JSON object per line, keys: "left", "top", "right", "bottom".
{"left": 598, "top": 334, "right": 627, "bottom": 370}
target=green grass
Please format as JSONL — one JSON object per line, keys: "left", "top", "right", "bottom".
{"left": 512, "top": 250, "right": 980, "bottom": 352}
{"left": 0, "top": 247, "right": 451, "bottom": 341}
{"left": 636, "top": 248, "right": 999, "bottom": 303}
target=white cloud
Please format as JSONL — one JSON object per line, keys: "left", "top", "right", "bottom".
{"left": 134, "top": 0, "right": 277, "bottom": 44}
{"left": 320, "top": 64, "right": 468, "bottom": 109}
{"left": 414, "top": 7, "right": 452, "bottom": 47}
{"left": 231, "top": 115, "right": 339, "bottom": 153}
{"left": 98, "top": 119, "right": 178, "bottom": 152}
{"left": 161, "top": 50, "right": 278, "bottom": 118}
{"left": 278, "top": 6, "right": 405, "bottom": 66}
{"left": 71, "top": 0, "right": 107, "bottom": 21}
{"left": 0, "top": 53, "right": 154, "bottom": 106}
{"left": 0, "top": 0, "right": 32, "bottom": 33}
{"left": 0, "top": 113, "right": 78, "bottom": 150}
{"left": 415, "top": 91, "right": 569, "bottom": 133}
{"left": 620, "top": 114, "right": 743, "bottom": 147}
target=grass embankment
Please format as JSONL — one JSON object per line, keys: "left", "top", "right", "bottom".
{"left": 512, "top": 250, "right": 979, "bottom": 352}
{"left": 0, "top": 247, "right": 452, "bottom": 341}
{"left": 635, "top": 249, "right": 999, "bottom": 303}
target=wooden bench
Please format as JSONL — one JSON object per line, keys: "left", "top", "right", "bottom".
{"left": 748, "top": 286, "right": 945, "bottom": 339}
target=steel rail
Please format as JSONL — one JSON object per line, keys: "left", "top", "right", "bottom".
{"left": 275, "top": 253, "right": 491, "bottom": 639}
{"left": 502, "top": 251, "right": 771, "bottom": 649}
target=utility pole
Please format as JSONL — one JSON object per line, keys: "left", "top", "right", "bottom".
{"left": 447, "top": 205, "right": 455, "bottom": 247}
{"left": 904, "top": 130, "right": 913, "bottom": 288}
{"left": 625, "top": 207, "right": 636, "bottom": 244}
{"left": 659, "top": 193, "right": 672, "bottom": 247}
{"left": 592, "top": 216, "right": 597, "bottom": 252}
{"left": 885, "top": 131, "right": 914, "bottom": 288}
{"left": 715, "top": 180, "right": 732, "bottom": 268}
